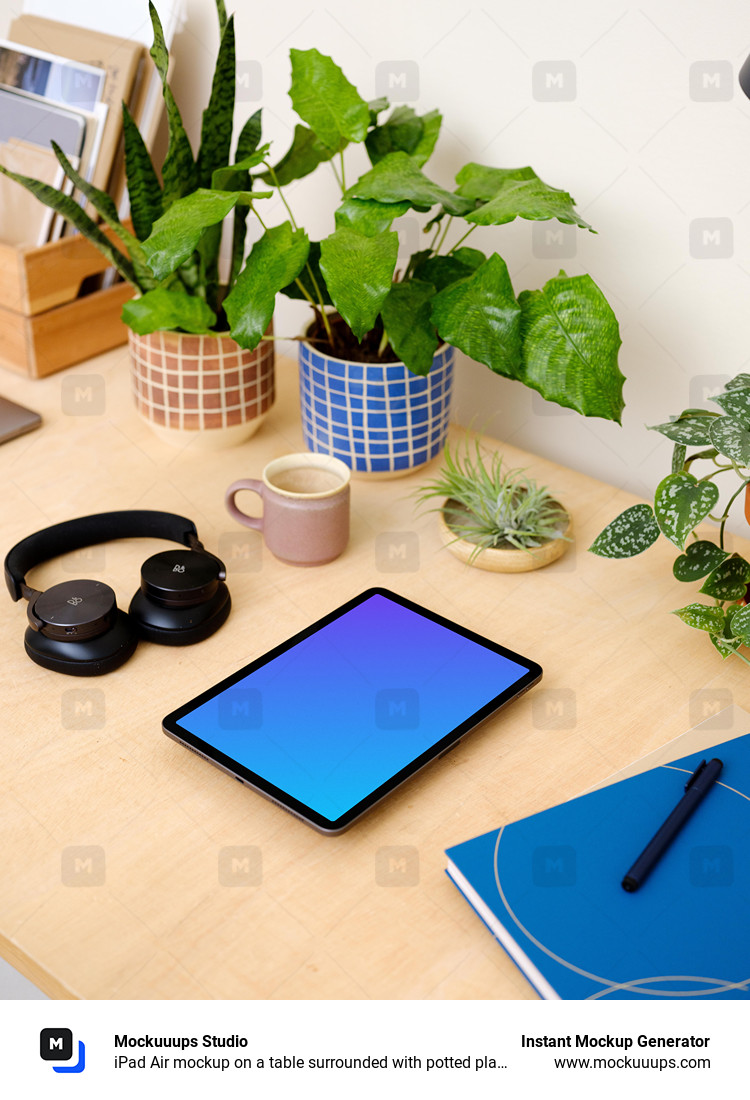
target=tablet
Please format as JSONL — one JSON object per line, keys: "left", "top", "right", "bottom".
{"left": 162, "top": 588, "right": 542, "bottom": 834}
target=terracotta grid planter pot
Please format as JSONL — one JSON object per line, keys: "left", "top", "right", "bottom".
{"left": 129, "top": 329, "right": 274, "bottom": 433}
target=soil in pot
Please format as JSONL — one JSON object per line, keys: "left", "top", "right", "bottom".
{"left": 305, "top": 313, "right": 401, "bottom": 364}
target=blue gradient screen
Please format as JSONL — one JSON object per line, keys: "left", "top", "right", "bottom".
{"left": 177, "top": 594, "right": 530, "bottom": 821}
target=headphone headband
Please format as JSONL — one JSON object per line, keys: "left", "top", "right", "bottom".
{"left": 4, "top": 510, "right": 200, "bottom": 602}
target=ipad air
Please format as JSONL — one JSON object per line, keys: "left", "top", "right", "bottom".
{"left": 162, "top": 588, "right": 542, "bottom": 834}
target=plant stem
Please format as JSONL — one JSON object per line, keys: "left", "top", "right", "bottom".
{"left": 293, "top": 278, "right": 318, "bottom": 307}
{"left": 697, "top": 465, "right": 737, "bottom": 481}
{"left": 434, "top": 216, "right": 453, "bottom": 255}
{"left": 448, "top": 223, "right": 477, "bottom": 254}
{"left": 718, "top": 479, "right": 750, "bottom": 549}
{"left": 330, "top": 160, "right": 342, "bottom": 190}
{"left": 263, "top": 159, "right": 334, "bottom": 347}
{"left": 695, "top": 464, "right": 743, "bottom": 481}
{"left": 339, "top": 150, "right": 346, "bottom": 194}
{"left": 732, "top": 648, "right": 750, "bottom": 667}
{"left": 429, "top": 221, "right": 442, "bottom": 252}
{"left": 263, "top": 162, "right": 298, "bottom": 230}
{"left": 377, "top": 327, "right": 390, "bottom": 358}
{"left": 304, "top": 266, "right": 335, "bottom": 347}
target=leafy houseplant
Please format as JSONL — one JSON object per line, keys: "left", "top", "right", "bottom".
{"left": 0, "top": 10, "right": 624, "bottom": 456}
{"left": 416, "top": 439, "right": 571, "bottom": 572}
{"left": 250, "top": 49, "right": 624, "bottom": 413}
{"left": 0, "top": 1, "right": 279, "bottom": 445}
{"left": 235, "top": 49, "right": 625, "bottom": 474}
{"left": 590, "top": 375, "right": 750, "bottom": 664}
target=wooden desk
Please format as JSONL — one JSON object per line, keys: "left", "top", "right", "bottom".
{"left": 1, "top": 347, "right": 746, "bottom": 1000}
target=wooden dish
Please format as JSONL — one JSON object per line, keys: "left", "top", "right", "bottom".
{"left": 437, "top": 498, "right": 572, "bottom": 573}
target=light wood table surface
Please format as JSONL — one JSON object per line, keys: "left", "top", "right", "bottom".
{"left": 1, "top": 346, "right": 747, "bottom": 1000}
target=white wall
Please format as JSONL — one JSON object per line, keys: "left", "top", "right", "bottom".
{"left": 3, "top": 0, "right": 750, "bottom": 510}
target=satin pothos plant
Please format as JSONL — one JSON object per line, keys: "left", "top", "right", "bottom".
{"left": 590, "top": 375, "right": 750, "bottom": 662}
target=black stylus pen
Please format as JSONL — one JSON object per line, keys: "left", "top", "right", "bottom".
{"left": 621, "top": 758, "right": 723, "bottom": 892}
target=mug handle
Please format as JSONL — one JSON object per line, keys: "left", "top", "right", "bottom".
{"left": 225, "top": 479, "right": 264, "bottom": 531}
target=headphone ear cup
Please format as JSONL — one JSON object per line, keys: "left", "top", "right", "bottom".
{"left": 128, "top": 583, "right": 231, "bottom": 646}
{"left": 24, "top": 610, "right": 138, "bottom": 676}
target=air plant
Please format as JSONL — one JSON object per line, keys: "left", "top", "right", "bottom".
{"left": 416, "top": 439, "right": 570, "bottom": 561}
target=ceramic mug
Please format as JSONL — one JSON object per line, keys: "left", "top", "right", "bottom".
{"left": 225, "top": 453, "right": 351, "bottom": 566}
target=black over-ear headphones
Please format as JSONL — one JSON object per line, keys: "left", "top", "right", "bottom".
{"left": 4, "top": 510, "right": 230, "bottom": 676}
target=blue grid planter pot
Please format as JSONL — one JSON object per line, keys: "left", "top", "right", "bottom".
{"left": 298, "top": 341, "right": 455, "bottom": 477}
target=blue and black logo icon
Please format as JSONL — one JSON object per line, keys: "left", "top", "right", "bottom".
{"left": 40, "top": 1028, "right": 86, "bottom": 1073}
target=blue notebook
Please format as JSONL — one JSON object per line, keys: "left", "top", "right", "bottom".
{"left": 445, "top": 734, "right": 750, "bottom": 999}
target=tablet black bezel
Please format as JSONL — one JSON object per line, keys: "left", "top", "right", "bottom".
{"left": 162, "top": 587, "right": 542, "bottom": 834}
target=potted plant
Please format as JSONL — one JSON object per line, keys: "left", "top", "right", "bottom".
{"left": 230, "top": 48, "right": 625, "bottom": 475}
{"left": 416, "top": 438, "right": 571, "bottom": 572}
{"left": 589, "top": 374, "right": 750, "bottom": 663}
{"left": 1, "top": 23, "right": 625, "bottom": 464}
{"left": 0, "top": 1, "right": 280, "bottom": 448}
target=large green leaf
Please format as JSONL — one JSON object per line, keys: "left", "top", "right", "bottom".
{"left": 404, "top": 249, "right": 432, "bottom": 280}
{"left": 411, "top": 109, "right": 441, "bottom": 168}
{"left": 588, "top": 504, "right": 660, "bottom": 558}
{"left": 653, "top": 472, "right": 719, "bottom": 550}
{"left": 149, "top": 1, "right": 197, "bottom": 203}
{"left": 224, "top": 222, "right": 309, "bottom": 349}
{"left": 334, "top": 196, "right": 410, "bottom": 236}
{"left": 122, "top": 103, "right": 163, "bottom": 242}
{"left": 215, "top": 0, "right": 228, "bottom": 34}
{"left": 647, "top": 415, "right": 718, "bottom": 445}
{"left": 450, "top": 247, "right": 487, "bottom": 268}
{"left": 280, "top": 241, "right": 332, "bottom": 306}
{"left": 368, "top": 97, "right": 390, "bottom": 124}
{"left": 725, "top": 374, "right": 750, "bottom": 392}
{"left": 454, "top": 164, "right": 538, "bottom": 201}
{"left": 709, "top": 416, "right": 750, "bottom": 465}
{"left": 672, "top": 603, "right": 725, "bottom": 634}
{"left": 0, "top": 161, "right": 138, "bottom": 287}
{"left": 380, "top": 280, "right": 439, "bottom": 374}
{"left": 319, "top": 227, "right": 399, "bottom": 341}
{"left": 430, "top": 253, "right": 522, "bottom": 378}
{"left": 455, "top": 163, "right": 592, "bottom": 229}
{"left": 122, "top": 287, "right": 217, "bottom": 334}
{"left": 711, "top": 637, "right": 741, "bottom": 658}
{"left": 212, "top": 146, "right": 270, "bottom": 191}
{"left": 729, "top": 603, "right": 750, "bottom": 645}
{"left": 196, "top": 15, "right": 235, "bottom": 188}
{"left": 711, "top": 621, "right": 742, "bottom": 659}
{"left": 143, "top": 189, "right": 247, "bottom": 280}
{"left": 364, "top": 106, "right": 441, "bottom": 169}
{"left": 712, "top": 388, "right": 750, "bottom": 427}
{"left": 350, "top": 152, "right": 474, "bottom": 216}
{"left": 366, "top": 106, "right": 423, "bottom": 165}
{"left": 289, "top": 49, "right": 369, "bottom": 153}
{"left": 204, "top": 146, "right": 271, "bottom": 310}
{"left": 259, "top": 125, "right": 335, "bottom": 187}
{"left": 517, "top": 271, "right": 623, "bottom": 421}
{"left": 699, "top": 555, "right": 750, "bottom": 599}
{"left": 673, "top": 540, "right": 729, "bottom": 581}
{"left": 410, "top": 250, "right": 485, "bottom": 293}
